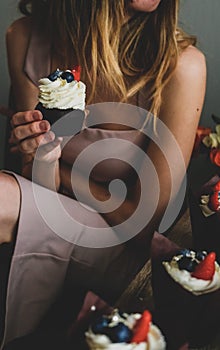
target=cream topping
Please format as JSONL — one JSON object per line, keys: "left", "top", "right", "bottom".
{"left": 38, "top": 77, "right": 86, "bottom": 110}
{"left": 163, "top": 259, "right": 220, "bottom": 295}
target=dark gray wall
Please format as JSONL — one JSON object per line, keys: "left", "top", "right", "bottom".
{"left": 179, "top": 0, "right": 220, "bottom": 126}
{"left": 0, "top": 0, "right": 18, "bottom": 168}
{"left": 0, "top": 0, "right": 219, "bottom": 168}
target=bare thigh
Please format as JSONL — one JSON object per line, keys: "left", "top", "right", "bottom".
{"left": 0, "top": 172, "right": 21, "bottom": 243}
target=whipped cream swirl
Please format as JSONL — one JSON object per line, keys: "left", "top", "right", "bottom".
{"left": 163, "top": 257, "right": 220, "bottom": 295}
{"left": 38, "top": 77, "right": 86, "bottom": 110}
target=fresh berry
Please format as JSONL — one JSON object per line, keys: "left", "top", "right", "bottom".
{"left": 91, "top": 315, "right": 109, "bottom": 334}
{"left": 209, "top": 191, "right": 220, "bottom": 212}
{"left": 47, "top": 69, "right": 62, "bottom": 81}
{"left": 177, "top": 249, "right": 192, "bottom": 258}
{"left": 71, "top": 65, "right": 81, "bottom": 81}
{"left": 191, "top": 252, "right": 216, "bottom": 280}
{"left": 214, "top": 181, "right": 220, "bottom": 192}
{"left": 61, "top": 71, "right": 75, "bottom": 82}
{"left": 213, "top": 181, "right": 220, "bottom": 191}
{"left": 177, "top": 256, "right": 198, "bottom": 272}
{"left": 107, "top": 323, "right": 132, "bottom": 343}
{"left": 130, "top": 310, "right": 152, "bottom": 343}
{"left": 196, "top": 251, "right": 207, "bottom": 261}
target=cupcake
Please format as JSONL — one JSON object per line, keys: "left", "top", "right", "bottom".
{"left": 35, "top": 66, "right": 86, "bottom": 133}
{"left": 189, "top": 175, "right": 220, "bottom": 260}
{"left": 85, "top": 309, "right": 166, "bottom": 350}
{"left": 162, "top": 249, "right": 220, "bottom": 295}
{"left": 199, "top": 179, "right": 220, "bottom": 217}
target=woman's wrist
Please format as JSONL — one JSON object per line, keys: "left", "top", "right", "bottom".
{"left": 33, "top": 158, "right": 61, "bottom": 191}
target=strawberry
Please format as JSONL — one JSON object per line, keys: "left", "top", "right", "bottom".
{"left": 191, "top": 252, "right": 216, "bottom": 280}
{"left": 71, "top": 65, "right": 81, "bottom": 81}
{"left": 130, "top": 310, "right": 152, "bottom": 343}
{"left": 209, "top": 192, "right": 220, "bottom": 212}
{"left": 214, "top": 181, "right": 220, "bottom": 192}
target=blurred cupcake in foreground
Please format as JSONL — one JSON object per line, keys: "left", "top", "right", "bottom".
{"left": 85, "top": 309, "right": 166, "bottom": 350}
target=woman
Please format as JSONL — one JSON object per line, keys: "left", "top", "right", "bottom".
{"left": 0, "top": 0, "right": 206, "bottom": 348}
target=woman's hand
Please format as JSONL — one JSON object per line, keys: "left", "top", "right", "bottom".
{"left": 10, "top": 110, "right": 62, "bottom": 162}
{"left": 10, "top": 110, "right": 62, "bottom": 190}
{"left": 10, "top": 110, "right": 49, "bottom": 155}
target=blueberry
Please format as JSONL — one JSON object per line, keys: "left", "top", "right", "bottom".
{"left": 107, "top": 323, "right": 132, "bottom": 343}
{"left": 61, "top": 71, "right": 74, "bottom": 82}
{"left": 178, "top": 256, "right": 198, "bottom": 272}
{"left": 47, "top": 69, "right": 62, "bottom": 81}
{"left": 196, "top": 251, "right": 207, "bottom": 261}
{"left": 177, "top": 249, "right": 192, "bottom": 257}
{"left": 91, "top": 316, "right": 109, "bottom": 334}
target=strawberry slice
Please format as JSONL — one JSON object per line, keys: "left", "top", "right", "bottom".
{"left": 130, "top": 310, "right": 152, "bottom": 343}
{"left": 71, "top": 65, "right": 81, "bottom": 81}
{"left": 209, "top": 192, "right": 220, "bottom": 212}
{"left": 191, "top": 252, "right": 216, "bottom": 280}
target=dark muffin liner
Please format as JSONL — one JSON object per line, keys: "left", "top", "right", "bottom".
{"left": 189, "top": 174, "right": 220, "bottom": 261}
{"left": 35, "top": 102, "right": 85, "bottom": 136}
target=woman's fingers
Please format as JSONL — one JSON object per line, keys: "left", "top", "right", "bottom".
{"left": 10, "top": 110, "right": 43, "bottom": 127}
{"left": 9, "top": 110, "right": 50, "bottom": 145}
{"left": 9, "top": 110, "right": 57, "bottom": 157}
{"left": 18, "top": 131, "right": 56, "bottom": 154}
{"left": 10, "top": 119, "right": 50, "bottom": 144}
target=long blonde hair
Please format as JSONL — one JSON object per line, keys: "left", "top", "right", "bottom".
{"left": 19, "top": 0, "right": 196, "bottom": 116}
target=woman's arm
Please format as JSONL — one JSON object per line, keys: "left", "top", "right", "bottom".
{"left": 22, "top": 141, "right": 62, "bottom": 192}
{"left": 10, "top": 110, "right": 62, "bottom": 191}
{"left": 6, "top": 16, "right": 39, "bottom": 111}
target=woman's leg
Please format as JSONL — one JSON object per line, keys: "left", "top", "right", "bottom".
{"left": 0, "top": 172, "right": 20, "bottom": 244}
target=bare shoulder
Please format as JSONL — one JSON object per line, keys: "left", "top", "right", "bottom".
{"left": 160, "top": 46, "right": 207, "bottom": 166}
{"left": 6, "top": 16, "right": 32, "bottom": 72}
{"left": 163, "top": 45, "right": 207, "bottom": 105}
{"left": 175, "top": 45, "right": 206, "bottom": 80}
{"left": 6, "top": 16, "right": 32, "bottom": 42}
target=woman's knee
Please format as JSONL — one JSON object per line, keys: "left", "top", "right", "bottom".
{"left": 0, "top": 172, "right": 20, "bottom": 243}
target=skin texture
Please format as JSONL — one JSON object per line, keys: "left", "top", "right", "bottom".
{"left": 1, "top": 6, "right": 206, "bottom": 247}
{"left": 0, "top": 172, "right": 20, "bottom": 243}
